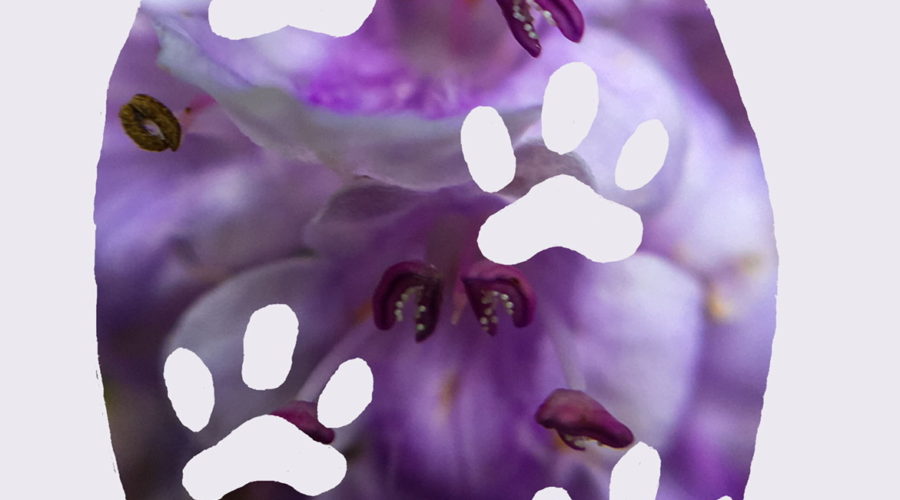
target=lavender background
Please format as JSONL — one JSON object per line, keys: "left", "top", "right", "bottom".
{"left": 1, "top": 0, "right": 899, "bottom": 499}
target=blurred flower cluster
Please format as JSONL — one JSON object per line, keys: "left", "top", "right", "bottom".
{"left": 96, "top": 1, "right": 776, "bottom": 499}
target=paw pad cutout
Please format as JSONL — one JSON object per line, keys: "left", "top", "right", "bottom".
{"left": 182, "top": 415, "right": 347, "bottom": 499}
{"left": 533, "top": 486, "right": 573, "bottom": 500}
{"left": 609, "top": 442, "right": 661, "bottom": 500}
{"left": 242, "top": 304, "right": 299, "bottom": 390}
{"left": 541, "top": 62, "right": 599, "bottom": 155}
{"left": 461, "top": 106, "right": 517, "bottom": 193}
{"left": 615, "top": 119, "right": 669, "bottom": 191}
{"left": 317, "top": 358, "right": 374, "bottom": 428}
{"left": 163, "top": 304, "right": 374, "bottom": 498}
{"left": 531, "top": 442, "right": 666, "bottom": 500}
{"left": 164, "top": 348, "right": 215, "bottom": 433}
{"left": 478, "top": 175, "right": 642, "bottom": 264}
{"left": 462, "top": 62, "right": 670, "bottom": 264}
{"left": 209, "top": 0, "right": 377, "bottom": 40}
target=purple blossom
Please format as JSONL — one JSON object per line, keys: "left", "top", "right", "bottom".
{"left": 95, "top": 15, "right": 341, "bottom": 488}
{"left": 164, "top": 179, "right": 706, "bottom": 499}
{"left": 97, "top": 2, "right": 777, "bottom": 499}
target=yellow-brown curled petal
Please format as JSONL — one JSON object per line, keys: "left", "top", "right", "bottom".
{"left": 119, "top": 94, "right": 182, "bottom": 152}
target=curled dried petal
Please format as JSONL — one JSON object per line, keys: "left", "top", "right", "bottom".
{"left": 119, "top": 94, "right": 182, "bottom": 152}
{"left": 535, "top": 388, "right": 634, "bottom": 450}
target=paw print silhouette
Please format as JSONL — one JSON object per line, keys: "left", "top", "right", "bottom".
{"left": 163, "top": 304, "right": 373, "bottom": 499}
{"left": 208, "top": 0, "right": 376, "bottom": 39}
{"left": 462, "top": 63, "right": 672, "bottom": 500}
{"left": 461, "top": 61, "right": 670, "bottom": 265}
{"left": 531, "top": 442, "right": 661, "bottom": 500}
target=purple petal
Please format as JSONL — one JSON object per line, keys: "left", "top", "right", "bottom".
{"left": 487, "top": 27, "right": 691, "bottom": 214}
{"left": 154, "top": 14, "right": 540, "bottom": 190}
{"left": 564, "top": 253, "right": 705, "bottom": 450}
{"left": 164, "top": 258, "right": 367, "bottom": 439}
{"left": 358, "top": 311, "right": 561, "bottom": 498}
{"left": 96, "top": 14, "right": 341, "bottom": 347}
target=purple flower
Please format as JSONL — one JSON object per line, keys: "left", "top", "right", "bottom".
{"left": 97, "top": 2, "right": 777, "bottom": 499}
{"left": 165, "top": 179, "right": 706, "bottom": 499}
{"left": 95, "top": 15, "right": 341, "bottom": 490}
{"left": 140, "top": 0, "right": 691, "bottom": 214}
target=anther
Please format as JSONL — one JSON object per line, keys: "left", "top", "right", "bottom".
{"left": 373, "top": 261, "right": 443, "bottom": 342}
{"left": 535, "top": 389, "right": 634, "bottom": 450}
{"left": 119, "top": 94, "right": 182, "bottom": 151}
{"left": 462, "top": 261, "right": 536, "bottom": 335}
{"left": 496, "top": 0, "right": 585, "bottom": 57}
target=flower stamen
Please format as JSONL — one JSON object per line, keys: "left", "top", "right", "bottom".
{"left": 373, "top": 261, "right": 443, "bottom": 341}
{"left": 462, "top": 261, "right": 535, "bottom": 335}
{"left": 535, "top": 389, "right": 634, "bottom": 451}
{"left": 119, "top": 94, "right": 182, "bottom": 152}
{"left": 496, "top": 0, "right": 585, "bottom": 57}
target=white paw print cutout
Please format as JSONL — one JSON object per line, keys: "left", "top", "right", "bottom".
{"left": 530, "top": 442, "right": 660, "bottom": 500}
{"left": 163, "top": 304, "right": 373, "bottom": 499}
{"left": 461, "top": 62, "right": 670, "bottom": 265}
{"left": 531, "top": 443, "right": 733, "bottom": 500}
{"left": 209, "top": 0, "right": 377, "bottom": 39}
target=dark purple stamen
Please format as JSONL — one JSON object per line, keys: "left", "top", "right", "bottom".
{"left": 373, "top": 261, "right": 443, "bottom": 342}
{"left": 496, "top": 0, "right": 585, "bottom": 57}
{"left": 272, "top": 401, "right": 335, "bottom": 445}
{"left": 535, "top": 388, "right": 634, "bottom": 450}
{"left": 462, "top": 261, "right": 536, "bottom": 335}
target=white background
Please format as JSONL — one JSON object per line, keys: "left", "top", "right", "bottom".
{"left": 1, "top": 0, "right": 898, "bottom": 498}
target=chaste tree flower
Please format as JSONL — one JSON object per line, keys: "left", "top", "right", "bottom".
{"left": 95, "top": 16, "right": 343, "bottom": 490}
{"left": 97, "top": 1, "right": 776, "bottom": 499}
